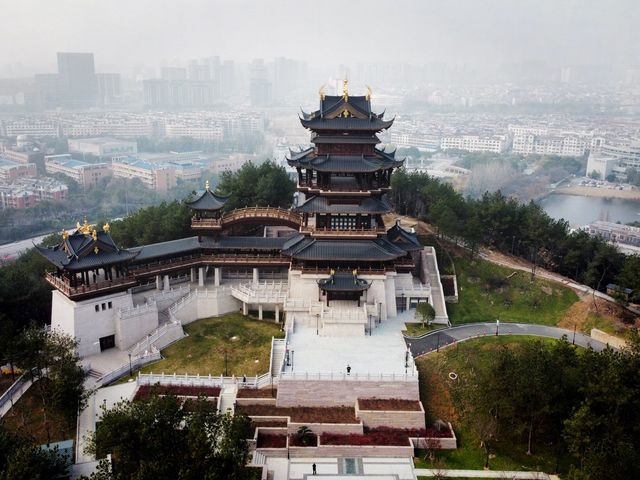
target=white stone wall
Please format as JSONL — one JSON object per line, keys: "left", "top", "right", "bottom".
{"left": 51, "top": 290, "right": 133, "bottom": 358}
{"left": 115, "top": 305, "right": 159, "bottom": 350}
{"left": 394, "top": 273, "right": 415, "bottom": 290}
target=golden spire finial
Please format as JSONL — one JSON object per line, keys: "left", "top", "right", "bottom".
{"left": 342, "top": 78, "right": 349, "bottom": 102}
{"left": 78, "top": 217, "right": 91, "bottom": 235}
{"left": 103, "top": 222, "right": 110, "bottom": 233}
{"left": 91, "top": 229, "right": 97, "bottom": 241}
{"left": 205, "top": 179, "right": 210, "bottom": 191}
{"left": 365, "top": 85, "right": 372, "bottom": 101}
{"left": 318, "top": 85, "right": 326, "bottom": 100}
{"left": 62, "top": 229, "right": 68, "bottom": 240}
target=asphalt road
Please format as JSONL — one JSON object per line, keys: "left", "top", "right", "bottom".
{"left": 406, "top": 322, "right": 615, "bottom": 357}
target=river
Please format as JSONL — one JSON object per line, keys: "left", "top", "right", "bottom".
{"left": 538, "top": 193, "right": 640, "bottom": 226}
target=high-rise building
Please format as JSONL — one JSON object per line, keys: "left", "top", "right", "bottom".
{"left": 160, "top": 67, "right": 187, "bottom": 81}
{"left": 188, "top": 62, "right": 211, "bottom": 81}
{"left": 96, "top": 73, "right": 122, "bottom": 105}
{"left": 219, "top": 60, "right": 235, "bottom": 99}
{"left": 57, "top": 52, "right": 98, "bottom": 108}
{"left": 249, "top": 59, "right": 271, "bottom": 107}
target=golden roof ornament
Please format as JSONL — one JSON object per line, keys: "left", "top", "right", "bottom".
{"left": 62, "top": 230, "right": 68, "bottom": 240}
{"left": 79, "top": 217, "right": 91, "bottom": 235}
{"left": 342, "top": 78, "right": 349, "bottom": 102}
{"left": 365, "top": 85, "right": 372, "bottom": 101}
{"left": 318, "top": 85, "right": 326, "bottom": 100}
{"left": 205, "top": 179, "right": 210, "bottom": 191}
{"left": 103, "top": 222, "right": 110, "bottom": 233}
{"left": 91, "top": 229, "right": 97, "bottom": 241}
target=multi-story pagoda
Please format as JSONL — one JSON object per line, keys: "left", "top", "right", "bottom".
{"left": 281, "top": 82, "right": 425, "bottom": 333}
{"left": 283, "top": 81, "right": 417, "bottom": 273}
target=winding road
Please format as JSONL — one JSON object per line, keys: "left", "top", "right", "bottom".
{"left": 405, "top": 322, "right": 615, "bottom": 357}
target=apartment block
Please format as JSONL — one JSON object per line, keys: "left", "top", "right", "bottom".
{"left": 44, "top": 154, "right": 111, "bottom": 189}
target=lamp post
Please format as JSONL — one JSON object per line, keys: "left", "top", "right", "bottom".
{"left": 316, "top": 313, "right": 319, "bottom": 336}
{"left": 401, "top": 292, "right": 405, "bottom": 312}
{"left": 369, "top": 315, "right": 372, "bottom": 336}
{"left": 496, "top": 319, "right": 500, "bottom": 336}
{"left": 128, "top": 352, "right": 132, "bottom": 377}
{"left": 291, "top": 350, "right": 294, "bottom": 370}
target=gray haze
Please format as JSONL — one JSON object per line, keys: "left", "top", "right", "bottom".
{"left": 2, "top": 0, "right": 639, "bottom": 74}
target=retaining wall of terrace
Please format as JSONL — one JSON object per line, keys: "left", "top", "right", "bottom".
{"left": 276, "top": 377, "right": 420, "bottom": 407}
{"left": 355, "top": 400, "right": 426, "bottom": 429}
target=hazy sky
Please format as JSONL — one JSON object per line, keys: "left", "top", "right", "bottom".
{"left": 2, "top": 0, "right": 638, "bottom": 72}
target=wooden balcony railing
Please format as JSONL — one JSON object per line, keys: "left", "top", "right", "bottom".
{"left": 301, "top": 226, "right": 386, "bottom": 238}
{"left": 192, "top": 207, "right": 302, "bottom": 230}
{"left": 297, "top": 182, "right": 390, "bottom": 193}
{"left": 45, "top": 272, "right": 137, "bottom": 299}
{"left": 191, "top": 218, "right": 222, "bottom": 229}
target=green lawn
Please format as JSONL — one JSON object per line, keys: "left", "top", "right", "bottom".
{"left": 125, "top": 313, "right": 284, "bottom": 378}
{"left": 416, "top": 336, "right": 572, "bottom": 474}
{"left": 446, "top": 255, "right": 578, "bottom": 326}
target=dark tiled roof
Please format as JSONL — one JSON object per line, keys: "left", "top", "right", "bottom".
{"left": 295, "top": 195, "right": 392, "bottom": 214}
{"left": 300, "top": 117, "right": 394, "bottom": 132}
{"left": 131, "top": 236, "right": 201, "bottom": 262}
{"left": 318, "top": 272, "right": 371, "bottom": 292}
{"left": 386, "top": 223, "right": 422, "bottom": 252}
{"left": 311, "top": 134, "right": 380, "bottom": 145}
{"left": 282, "top": 236, "right": 407, "bottom": 261}
{"left": 185, "top": 188, "right": 229, "bottom": 211}
{"left": 35, "top": 229, "right": 139, "bottom": 271}
{"left": 200, "top": 236, "right": 293, "bottom": 250}
{"left": 287, "top": 151, "right": 403, "bottom": 173}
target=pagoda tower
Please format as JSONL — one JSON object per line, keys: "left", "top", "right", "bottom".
{"left": 283, "top": 82, "right": 422, "bottom": 327}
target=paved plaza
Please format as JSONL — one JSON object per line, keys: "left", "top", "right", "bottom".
{"left": 284, "top": 310, "right": 417, "bottom": 376}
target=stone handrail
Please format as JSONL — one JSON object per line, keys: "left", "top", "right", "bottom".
{"left": 0, "top": 373, "right": 29, "bottom": 415}
{"left": 129, "top": 321, "right": 183, "bottom": 358}
{"left": 138, "top": 372, "right": 263, "bottom": 388}
{"left": 279, "top": 371, "right": 418, "bottom": 381}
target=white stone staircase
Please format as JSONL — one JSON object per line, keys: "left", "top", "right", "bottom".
{"left": 231, "top": 281, "right": 288, "bottom": 304}
{"left": 270, "top": 339, "right": 286, "bottom": 376}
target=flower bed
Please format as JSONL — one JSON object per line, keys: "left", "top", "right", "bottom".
{"left": 249, "top": 420, "right": 288, "bottom": 437}
{"left": 441, "top": 276, "right": 455, "bottom": 296}
{"left": 237, "top": 388, "right": 277, "bottom": 398}
{"left": 182, "top": 398, "right": 217, "bottom": 412}
{"left": 321, "top": 427, "right": 452, "bottom": 446}
{"left": 358, "top": 398, "right": 422, "bottom": 411}
{"left": 288, "top": 433, "right": 318, "bottom": 447}
{"left": 134, "top": 384, "right": 221, "bottom": 401}
{"left": 257, "top": 433, "right": 287, "bottom": 448}
{"left": 237, "top": 405, "right": 358, "bottom": 424}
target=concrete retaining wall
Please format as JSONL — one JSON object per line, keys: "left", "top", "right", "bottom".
{"left": 276, "top": 378, "right": 420, "bottom": 407}
{"left": 235, "top": 397, "right": 277, "bottom": 406}
{"left": 355, "top": 400, "right": 426, "bottom": 429}
{"left": 412, "top": 423, "right": 457, "bottom": 450}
